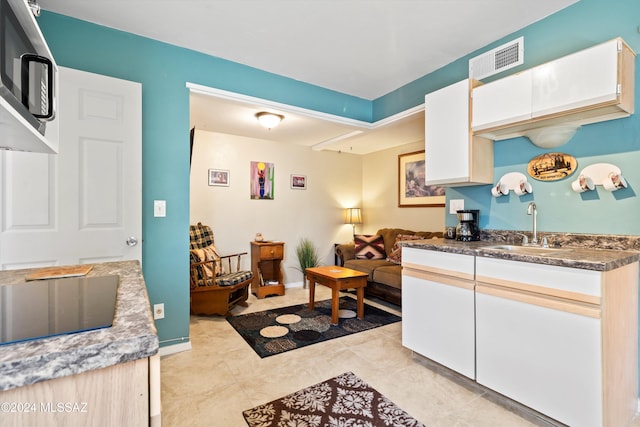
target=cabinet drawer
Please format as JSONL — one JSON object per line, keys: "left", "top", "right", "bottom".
{"left": 259, "top": 244, "right": 283, "bottom": 259}
{"left": 476, "top": 257, "right": 601, "bottom": 300}
{"left": 403, "top": 247, "right": 474, "bottom": 280}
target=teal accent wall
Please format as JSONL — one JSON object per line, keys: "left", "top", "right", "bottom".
{"left": 37, "top": 12, "right": 371, "bottom": 346}
{"left": 374, "top": 0, "right": 640, "bottom": 120}
{"left": 393, "top": 0, "right": 640, "bottom": 236}
{"left": 37, "top": 0, "right": 640, "bottom": 392}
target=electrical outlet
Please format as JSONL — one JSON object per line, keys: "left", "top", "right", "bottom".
{"left": 449, "top": 199, "right": 464, "bottom": 214}
{"left": 153, "top": 303, "right": 165, "bottom": 320}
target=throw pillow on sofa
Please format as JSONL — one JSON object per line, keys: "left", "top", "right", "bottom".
{"left": 354, "top": 235, "right": 386, "bottom": 259}
{"left": 387, "top": 234, "right": 423, "bottom": 264}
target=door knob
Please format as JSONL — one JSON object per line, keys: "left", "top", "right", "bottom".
{"left": 126, "top": 236, "right": 138, "bottom": 247}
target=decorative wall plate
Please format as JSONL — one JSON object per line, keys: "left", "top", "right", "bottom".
{"left": 527, "top": 152, "right": 577, "bottom": 181}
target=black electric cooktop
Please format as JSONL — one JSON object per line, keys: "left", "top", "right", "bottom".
{"left": 0, "top": 275, "right": 119, "bottom": 346}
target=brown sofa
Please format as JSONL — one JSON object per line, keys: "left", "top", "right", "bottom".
{"left": 335, "top": 228, "right": 442, "bottom": 306}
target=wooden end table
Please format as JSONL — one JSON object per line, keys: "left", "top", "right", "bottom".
{"left": 306, "top": 266, "right": 368, "bottom": 324}
{"left": 250, "top": 241, "right": 285, "bottom": 298}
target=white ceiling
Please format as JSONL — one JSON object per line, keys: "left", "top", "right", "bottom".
{"left": 39, "top": 0, "right": 578, "bottom": 154}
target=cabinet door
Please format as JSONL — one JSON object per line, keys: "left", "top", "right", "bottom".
{"left": 425, "top": 79, "right": 471, "bottom": 185}
{"left": 402, "top": 248, "right": 475, "bottom": 379}
{"left": 402, "top": 273, "right": 475, "bottom": 379}
{"left": 476, "top": 288, "right": 602, "bottom": 427}
{"left": 532, "top": 39, "right": 619, "bottom": 117}
{"left": 471, "top": 70, "right": 532, "bottom": 131}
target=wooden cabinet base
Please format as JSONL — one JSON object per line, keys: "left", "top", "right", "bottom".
{"left": 255, "top": 283, "right": 285, "bottom": 298}
{"left": 0, "top": 358, "right": 150, "bottom": 427}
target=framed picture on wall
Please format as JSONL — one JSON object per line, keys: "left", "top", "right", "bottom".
{"left": 250, "top": 161, "right": 275, "bottom": 199}
{"left": 208, "top": 169, "right": 229, "bottom": 186}
{"left": 290, "top": 174, "right": 307, "bottom": 189}
{"left": 398, "top": 150, "right": 446, "bottom": 207}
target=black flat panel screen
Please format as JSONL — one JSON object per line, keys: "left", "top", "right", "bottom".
{"left": 0, "top": 275, "right": 119, "bottom": 346}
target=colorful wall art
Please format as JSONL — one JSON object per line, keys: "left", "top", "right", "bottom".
{"left": 250, "top": 161, "right": 275, "bottom": 200}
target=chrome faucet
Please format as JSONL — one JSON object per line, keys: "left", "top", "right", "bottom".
{"left": 527, "top": 202, "right": 538, "bottom": 245}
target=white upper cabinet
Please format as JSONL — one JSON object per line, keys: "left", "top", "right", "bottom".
{"left": 472, "top": 37, "right": 635, "bottom": 141}
{"left": 425, "top": 79, "right": 493, "bottom": 186}
{"left": 532, "top": 39, "right": 620, "bottom": 117}
{"left": 472, "top": 70, "right": 532, "bottom": 130}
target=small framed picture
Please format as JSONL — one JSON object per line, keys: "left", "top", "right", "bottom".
{"left": 208, "top": 169, "right": 230, "bottom": 186}
{"left": 290, "top": 174, "right": 307, "bottom": 190}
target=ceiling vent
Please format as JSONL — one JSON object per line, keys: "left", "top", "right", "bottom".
{"left": 469, "top": 36, "right": 524, "bottom": 80}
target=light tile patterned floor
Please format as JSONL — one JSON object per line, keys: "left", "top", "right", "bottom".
{"left": 160, "top": 286, "right": 640, "bottom": 427}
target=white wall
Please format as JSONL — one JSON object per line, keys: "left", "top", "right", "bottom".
{"left": 190, "top": 131, "right": 445, "bottom": 286}
{"left": 361, "top": 141, "right": 445, "bottom": 234}
{"left": 190, "top": 130, "right": 362, "bottom": 286}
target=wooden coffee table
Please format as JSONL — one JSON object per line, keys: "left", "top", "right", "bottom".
{"left": 306, "top": 266, "right": 368, "bottom": 324}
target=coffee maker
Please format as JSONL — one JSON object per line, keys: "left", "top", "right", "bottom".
{"left": 456, "top": 210, "right": 480, "bottom": 241}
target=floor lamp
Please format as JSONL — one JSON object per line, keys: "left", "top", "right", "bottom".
{"left": 344, "top": 208, "right": 363, "bottom": 239}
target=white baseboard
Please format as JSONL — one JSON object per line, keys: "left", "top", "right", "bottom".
{"left": 158, "top": 341, "right": 191, "bottom": 356}
{"left": 285, "top": 281, "right": 304, "bottom": 289}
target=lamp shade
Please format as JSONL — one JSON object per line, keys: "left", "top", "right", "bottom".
{"left": 344, "top": 208, "right": 362, "bottom": 225}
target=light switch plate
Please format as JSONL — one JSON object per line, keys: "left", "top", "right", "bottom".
{"left": 449, "top": 199, "right": 464, "bottom": 214}
{"left": 154, "top": 200, "right": 166, "bottom": 217}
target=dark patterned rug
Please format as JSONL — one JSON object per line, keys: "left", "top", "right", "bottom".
{"left": 227, "top": 297, "right": 401, "bottom": 358}
{"left": 243, "top": 371, "right": 424, "bottom": 426}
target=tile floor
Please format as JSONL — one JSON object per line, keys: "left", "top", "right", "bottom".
{"left": 160, "top": 286, "right": 638, "bottom": 427}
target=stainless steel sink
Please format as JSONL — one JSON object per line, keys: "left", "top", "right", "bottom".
{"left": 482, "top": 244, "right": 572, "bottom": 255}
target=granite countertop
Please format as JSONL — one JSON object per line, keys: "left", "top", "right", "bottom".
{"left": 0, "top": 260, "right": 158, "bottom": 391}
{"left": 402, "top": 237, "right": 640, "bottom": 272}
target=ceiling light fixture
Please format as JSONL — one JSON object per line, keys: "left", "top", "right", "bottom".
{"left": 256, "top": 112, "right": 284, "bottom": 129}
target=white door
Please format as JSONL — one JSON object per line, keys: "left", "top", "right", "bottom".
{"left": 0, "top": 67, "right": 142, "bottom": 269}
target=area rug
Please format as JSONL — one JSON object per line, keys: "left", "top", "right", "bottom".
{"left": 227, "top": 297, "right": 401, "bottom": 358}
{"left": 243, "top": 371, "right": 424, "bottom": 427}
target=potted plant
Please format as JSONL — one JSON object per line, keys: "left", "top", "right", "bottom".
{"left": 295, "top": 238, "right": 320, "bottom": 285}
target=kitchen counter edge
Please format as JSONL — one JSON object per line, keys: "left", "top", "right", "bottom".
{"left": 402, "top": 238, "right": 640, "bottom": 271}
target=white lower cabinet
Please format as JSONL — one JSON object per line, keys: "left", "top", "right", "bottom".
{"left": 402, "top": 248, "right": 476, "bottom": 379}
{"left": 403, "top": 248, "right": 638, "bottom": 427}
{"left": 475, "top": 257, "right": 637, "bottom": 427}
